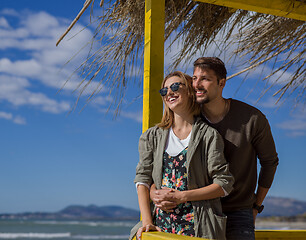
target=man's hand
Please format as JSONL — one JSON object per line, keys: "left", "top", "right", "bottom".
{"left": 253, "top": 186, "right": 269, "bottom": 224}
{"left": 253, "top": 208, "right": 258, "bottom": 224}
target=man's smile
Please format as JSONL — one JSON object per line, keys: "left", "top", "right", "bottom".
{"left": 195, "top": 90, "right": 207, "bottom": 96}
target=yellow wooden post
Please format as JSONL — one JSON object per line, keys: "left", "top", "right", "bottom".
{"left": 137, "top": 0, "right": 165, "bottom": 234}
{"left": 142, "top": 0, "right": 165, "bottom": 133}
{"left": 195, "top": 0, "right": 306, "bottom": 21}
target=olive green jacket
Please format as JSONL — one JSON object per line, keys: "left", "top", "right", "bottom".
{"left": 131, "top": 118, "right": 234, "bottom": 240}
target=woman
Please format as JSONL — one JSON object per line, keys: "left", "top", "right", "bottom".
{"left": 130, "top": 71, "right": 234, "bottom": 240}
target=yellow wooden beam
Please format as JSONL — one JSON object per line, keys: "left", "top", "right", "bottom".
{"left": 142, "top": 0, "right": 165, "bottom": 132}
{"left": 195, "top": 0, "right": 306, "bottom": 21}
{"left": 142, "top": 231, "right": 209, "bottom": 240}
{"left": 133, "top": 230, "right": 306, "bottom": 240}
{"left": 255, "top": 230, "right": 306, "bottom": 239}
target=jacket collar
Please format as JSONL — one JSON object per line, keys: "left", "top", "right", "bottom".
{"left": 154, "top": 117, "right": 208, "bottom": 189}
{"left": 154, "top": 127, "right": 169, "bottom": 189}
{"left": 186, "top": 117, "right": 208, "bottom": 169}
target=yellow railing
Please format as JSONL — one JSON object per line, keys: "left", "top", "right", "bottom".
{"left": 255, "top": 230, "right": 306, "bottom": 239}
{"left": 133, "top": 231, "right": 207, "bottom": 240}
{"left": 133, "top": 230, "right": 306, "bottom": 240}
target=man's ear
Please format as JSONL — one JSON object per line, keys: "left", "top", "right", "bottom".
{"left": 219, "top": 78, "right": 226, "bottom": 88}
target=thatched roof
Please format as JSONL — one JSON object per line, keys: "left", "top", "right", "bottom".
{"left": 57, "top": 0, "right": 305, "bottom": 109}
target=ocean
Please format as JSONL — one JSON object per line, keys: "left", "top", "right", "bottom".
{"left": 0, "top": 220, "right": 138, "bottom": 240}
{"left": 1, "top": 219, "right": 305, "bottom": 239}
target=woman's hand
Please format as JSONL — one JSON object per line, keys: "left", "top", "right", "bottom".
{"left": 136, "top": 224, "right": 162, "bottom": 240}
{"left": 151, "top": 186, "right": 187, "bottom": 211}
{"left": 151, "top": 187, "right": 177, "bottom": 212}
{"left": 152, "top": 183, "right": 226, "bottom": 212}
{"left": 160, "top": 187, "right": 187, "bottom": 205}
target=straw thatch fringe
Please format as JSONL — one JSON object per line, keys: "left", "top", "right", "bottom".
{"left": 57, "top": 0, "right": 305, "bottom": 109}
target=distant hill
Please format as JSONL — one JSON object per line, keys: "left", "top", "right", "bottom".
{"left": 260, "top": 196, "right": 306, "bottom": 217}
{"left": 58, "top": 205, "right": 140, "bottom": 219}
{"left": 0, "top": 205, "right": 140, "bottom": 220}
{"left": 1, "top": 196, "right": 306, "bottom": 220}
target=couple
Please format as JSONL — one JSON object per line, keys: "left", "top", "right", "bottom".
{"left": 131, "top": 57, "right": 279, "bottom": 240}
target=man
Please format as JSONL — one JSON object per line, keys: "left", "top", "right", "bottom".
{"left": 151, "top": 57, "right": 279, "bottom": 240}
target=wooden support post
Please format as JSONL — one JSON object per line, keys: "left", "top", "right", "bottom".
{"left": 142, "top": 0, "right": 165, "bottom": 132}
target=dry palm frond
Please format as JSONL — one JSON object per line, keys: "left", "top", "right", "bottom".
{"left": 228, "top": 15, "right": 305, "bottom": 105}
{"left": 57, "top": 0, "right": 306, "bottom": 110}
{"left": 60, "top": 0, "right": 146, "bottom": 113}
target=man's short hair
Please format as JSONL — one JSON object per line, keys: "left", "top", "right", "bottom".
{"left": 193, "top": 57, "right": 227, "bottom": 81}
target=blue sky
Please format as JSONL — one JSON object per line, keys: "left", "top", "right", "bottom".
{"left": 0, "top": 0, "right": 305, "bottom": 213}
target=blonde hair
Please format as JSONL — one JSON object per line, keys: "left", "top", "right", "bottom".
{"left": 157, "top": 71, "right": 200, "bottom": 129}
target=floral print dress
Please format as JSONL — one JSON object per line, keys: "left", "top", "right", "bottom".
{"left": 155, "top": 147, "right": 195, "bottom": 236}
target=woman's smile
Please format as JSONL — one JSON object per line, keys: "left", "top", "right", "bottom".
{"left": 167, "top": 95, "right": 179, "bottom": 103}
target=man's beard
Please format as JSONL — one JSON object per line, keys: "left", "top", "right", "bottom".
{"left": 195, "top": 89, "right": 210, "bottom": 104}
{"left": 196, "top": 96, "right": 210, "bottom": 104}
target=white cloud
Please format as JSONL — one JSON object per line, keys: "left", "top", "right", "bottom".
{"left": 0, "top": 17, "right": 10, "bottom": 28}
{"left": 0, "top": 58, "right": 42, "bottom": 77}
{"left": 277, "top": 107, "right": 306, "bottom": 137}
{"left": 278, "top": 120, "right": 306, "bottom": 131}
{"left": 13, "top": 115, "right": 26, "bottom": 125}
{"left": 21, "top": 11, "right": 60, "bottom": 36}
{"left": 0, "top": 38, "right": 24, "bottom": 49}
{"left": 0, "top": 9, "right": 109, "bottom": 115}
{"left": 98, "top": 107, "right": 142, "bottom": 123}
{"left": 92, "top": 95, "right": 113, "bottom": 106}
{"left": 0, "top": 8, "right": 19, "bottom": 17}
{"left": 0, "top": 28, "right": 29, "bottom": 41}
{"left": 249, "top": 64, "right": 293, "bottom": 87}
{"left": 120, "top": 110, "right": 143, "bottom": 123}
{"left": 0, "top": 111, "right": 12, "bottom": 120}
{"left": 0, "top": 75, "right": 70, "bottom": 114}
{"left": 0, "top": 111, "right": 26, "bottom": 125}
{"left": 257, "top": 97, "right": 282, "bottom": 109}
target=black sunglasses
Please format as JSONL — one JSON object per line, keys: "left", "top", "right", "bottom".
{"left": 159, "top": 82, "right": 185, "bottom": 96}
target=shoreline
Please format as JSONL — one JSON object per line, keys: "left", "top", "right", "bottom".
{"left": 256, "top": 220, "right": 306, "bottom": 230}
